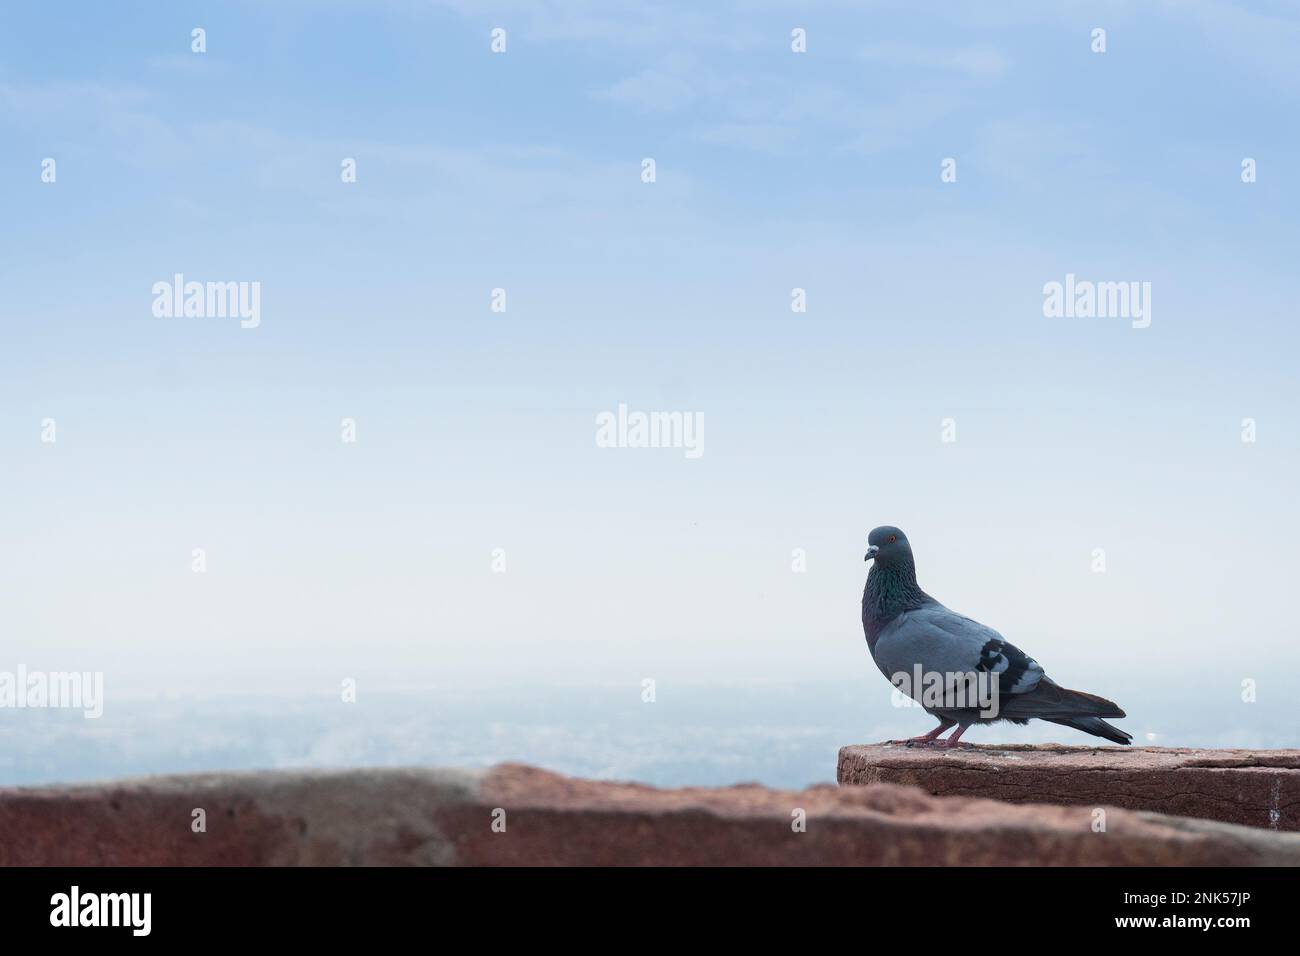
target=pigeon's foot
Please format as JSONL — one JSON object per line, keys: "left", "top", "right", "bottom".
{"left": 886, "top": 722, "right": 957, "bottom": 747}
{"left": 936, "top": 725, "right": 971, "bottom": 749}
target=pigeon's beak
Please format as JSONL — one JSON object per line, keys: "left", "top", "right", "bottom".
{"left": 864, "top": 545, "right": 879, "bottom": 561}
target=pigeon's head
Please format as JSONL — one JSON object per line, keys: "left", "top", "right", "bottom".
{"left": 864, "top": 526, "right": 912, "bottom": 565}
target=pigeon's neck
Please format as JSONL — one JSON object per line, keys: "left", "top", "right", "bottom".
{"left": 862, "top": 560, "right": 931, "bottom": 649}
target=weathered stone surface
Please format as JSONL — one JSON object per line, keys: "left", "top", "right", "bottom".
{"left": 838, "top": 744, "right": 1300, "bottom": 832}
{"left": 3, "top": 762, "right": 1299, "bottom": 865}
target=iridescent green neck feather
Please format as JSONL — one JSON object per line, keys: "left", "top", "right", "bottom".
{"left": 861, "top": 556, "right": 933, "bottom": 649}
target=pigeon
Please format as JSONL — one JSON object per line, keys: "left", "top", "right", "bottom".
{"left": 862, "top": 525, "right": 1131, "bottom": 747}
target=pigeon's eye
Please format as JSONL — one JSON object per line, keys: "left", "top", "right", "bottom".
{"left": 887, "top": 535, "right": 897, "bottom": 544}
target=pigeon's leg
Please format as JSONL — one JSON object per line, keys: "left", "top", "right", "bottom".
{"left": 937, "top": 724, "right": 973, "bottom": 749}
{"left": 889, "top": 721, "right": 953, "bottom": 746}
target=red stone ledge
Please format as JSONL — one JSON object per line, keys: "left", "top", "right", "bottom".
{"left": 838, "top": 744, "right": 1300, "bottom": 832}
{"left": 3, "top": 761, "right": 1299, "bottom": 865}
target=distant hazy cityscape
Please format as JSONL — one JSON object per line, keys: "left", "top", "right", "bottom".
{"left": 3, "top": 675, "right": 1293, "bottom": 789}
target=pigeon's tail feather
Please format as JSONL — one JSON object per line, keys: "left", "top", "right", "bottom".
{"left": 1052, "top": 684, "right": 1127, "bottom": 718}
{"left": 999, "top": 679, "right": 1127, "bottom": 720}
{"left": 1047, "top": 716, "right": 1133, "bottom": 746}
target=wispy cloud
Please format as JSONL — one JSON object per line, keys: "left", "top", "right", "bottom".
{"left": 146, "top": 53, "right": 227, "bottom": 76}
{"left": 697, "top": 122, "right": 800, "bottom": 154}
{"left": 427, "top": 0, "right": 763, "bottom": 51}
{"left": 861, "top": 41, "right": 1009, "bottom": 76}
{"left": 593, "top": 68, "right": 696, "bottom": 112}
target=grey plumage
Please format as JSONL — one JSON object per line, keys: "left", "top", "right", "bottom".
{"left": 862, "top": 525, "right": 1132, "bottom": 746}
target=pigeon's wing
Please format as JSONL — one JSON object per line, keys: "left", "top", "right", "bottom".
{"left": 872, "top": 604, "right": 1044, "bottom": 699}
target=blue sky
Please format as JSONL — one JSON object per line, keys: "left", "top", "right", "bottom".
{"left": 2, "top": 1, "right": 1299, "bottom": 761}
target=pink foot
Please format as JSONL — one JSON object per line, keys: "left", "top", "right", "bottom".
{"left": 886, "top": 725, "right": 954, "bottom": 747}
{"left": 936, "top": 726, "right": 972, "bottom": 749}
